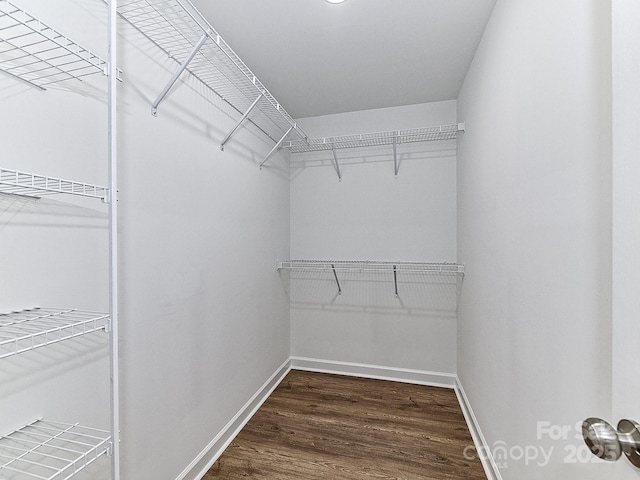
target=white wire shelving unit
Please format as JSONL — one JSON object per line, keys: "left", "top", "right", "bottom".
{"left": 0, "top": 419, "right": 111, "bottom": 480}
{"left": 115, "top": 0, "right": 308, "bottom": 163}
{"left": 283, "top": 123, "right": 465, "bottom": 178}
{"left": 278, "top": 260, "right": 465, "bottom": 297}
{"left": 0, "top": 168, "right": 110, "bottom": 201}
{"left": 0, "top": 0, "right": 120, "bottom": 90}
{"left": 0, "top": 1, "right": 121, "bottom": 478}
{"left": 0, "top": 308, "right": 110, "bottom": 360}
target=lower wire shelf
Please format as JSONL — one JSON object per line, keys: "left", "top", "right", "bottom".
{"left": 278, "top": 260, "right": 464, "bottom": 297}
{"left": 277, "top": 260, "right": 465, "bottom": 275}
{"left": 0, "top": 419, "right": 111, "bottom": 480}
{"left": 0, "top": 168, "right": 109, "bottom": 201}
{"left": 0, "top": 308, "right": 110, "bottom": 360}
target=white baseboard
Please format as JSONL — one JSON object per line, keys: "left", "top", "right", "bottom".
{"left": 290, "top": 356, "right": 457, "bottom": 388}
{"left": 455, "top": 377, "right": 503, "bottom": 480}
{"left": 176, "top": 358, "right": 292, "bottom": 480}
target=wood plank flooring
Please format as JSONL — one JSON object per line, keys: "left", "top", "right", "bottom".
{"left": 205, "top": 370, "right": 486, "bottom": 479}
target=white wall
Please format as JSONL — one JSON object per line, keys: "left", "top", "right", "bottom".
{"left": 290, "top": 101, "right": 459, "bottom": 375}
{"left": 1, "top": 1, "right": 291, "bottom": 479}
{"left": 116, "top": 13, "right": 291, "bottom": 480}
{"left": 457, "top": 1, "right": 613, "bottom": 478}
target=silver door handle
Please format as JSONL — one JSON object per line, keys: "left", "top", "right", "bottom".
{"left": 582, "top": 418, "right": 640, "bottom": 467}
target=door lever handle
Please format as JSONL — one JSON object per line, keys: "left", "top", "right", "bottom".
{"left": 582, "top": 418, "right": 640, "bottom": 468}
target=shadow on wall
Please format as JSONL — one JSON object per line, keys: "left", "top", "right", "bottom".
{"left": 126, "top": 60, "right": 292, "bottom": 181}
{"left": 0, "top": 193, "right": 108, "bottom": 229}
{"left": 0, "top": 332, "right": 108, "bottom": 400}
{"left": 0, "top": 75, "right": 110, "bottom": 104}
{"left": 280, "top": 269, "right": 462, "bottom": 319}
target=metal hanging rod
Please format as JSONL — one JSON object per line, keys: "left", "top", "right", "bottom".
{"left": 0, "top": 0, "right": 122, "bottom": 89}
{"left": 116, "top": 0, "right": 308, "bottom": 152}
{"left": 0, "top": 308, "right": 110, "bottom": 360}
{"left": 0, "top": 418, "right": 111, "bottom": 479}
{"left": 0, "top": 168, "right": 110, "bottom": 201}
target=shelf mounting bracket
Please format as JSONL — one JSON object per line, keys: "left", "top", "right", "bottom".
{"left": 393, "top": 265, "right": 399, "bottom": 297}
{"left": 331, "top": 144, "right": 342, "bottom": 180}
{"left": 260, "top": 126, "right": 293, "bottom": 168}
{"left": 393, "top": 132, "right": 399, "bottom": 177}
{"left": 220, "top": 93, "right": 264, "bottom": 151}
{"left": 151, "top": 32, "right": 209, "bottom": 116}
{"left": 331, "top": 263, "right": 342, "bottom": 295}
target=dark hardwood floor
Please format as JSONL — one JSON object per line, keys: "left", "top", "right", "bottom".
{"left": 205, "top": 370, "right": 486, "bottom": 479}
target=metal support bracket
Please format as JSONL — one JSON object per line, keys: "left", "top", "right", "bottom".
{"left": 151, "top": 32, "right": 209, "bottom": 116}
{"left": 393, "top": 265, "right": 399, "bottom": 297}
{"left": 103, "top": 317, "right": 112, "bottom": 334}
{"left": 393, "top": 132, "right": 399, "bottom": 177}
{"left": 260, "top": 126, "right": 293, "bottom": 168}
{"left": 331, "top": 264, "right": 342, "bottom": 295}
{"left": 331, "top": 144, "right": 342, "bottom": 180}
{"left": 221, "top": 93, "right": 263, "bottom": 150}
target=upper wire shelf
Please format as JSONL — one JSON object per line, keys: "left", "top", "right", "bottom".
{"left": 116, "top": 0, "right": 308, "bottom": 153}
{"left": 282, "top": 123, "right": 464, "bottom": 154}
{"left": 283, "top": 123, "right": 464, "bottom": 178}
{"left": 0, "top": 418, "right": 111, "bottom": 479}
{"left": 0, "top": 168, "right": 109, "bottom": 201}
{"left": 0, "top": 0, "right": 120, "bottom": 90}
{"left": 0, "top": 308, "right": 110, "bottom": 360}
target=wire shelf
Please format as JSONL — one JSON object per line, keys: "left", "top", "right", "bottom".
{"left": 0, "top": 0, "right": 119, "bottom": 89}
{"left": 278, "top": 260, "right": 465, "bottom": 275}
{"left": 0, "top": 168, "right": 109, "bottom": 201}
{"left": 0, "top": 419, "right": 111, "bottom": 480}
{"left": 0, "top": 308, "right": 110, "bottom": 360}
{"left": 283, "top": 124, "right": 464, "bottom": 154}
{"left": 116, "top": 0, "right": 307, "bottom": 143}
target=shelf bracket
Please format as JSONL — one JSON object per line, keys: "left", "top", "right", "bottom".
{"left": 393, "top": 265, "right": 399, "bottom": 297}
{"left": 151, "top": 32, "right": 209, "bottom": 116}
{"left": 260, "top": 126, "right": 293, "bottom": 168}
{"left": 331, "top": 144, "right": 342, "bottom": 180}
{"left": 393, "top": 132, "right": 399, "bottom": 177}
{"left": 331, "top": 264, "right": 342, "bottom": 295}
{"left": 220, "top": 93, "right": 264, "bottom": 151}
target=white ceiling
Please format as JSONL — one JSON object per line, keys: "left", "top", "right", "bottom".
{"left": 190, "top": 0, "right": 496, "bottom": 119}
